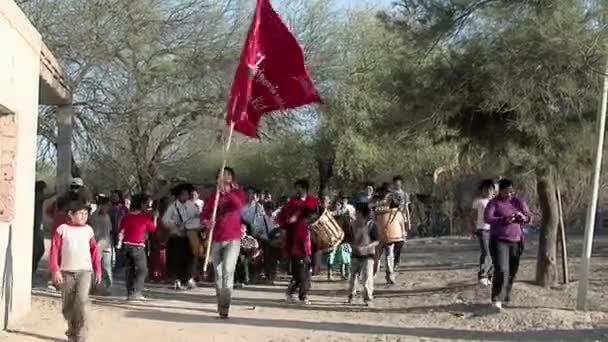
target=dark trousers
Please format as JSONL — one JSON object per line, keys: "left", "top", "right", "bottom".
{"left": 476, "top": 230, "right": 493, "bottom": 280}
{"left": 112, "top": 232, "right": 125, "bottom": 270}
{"left": 32, "top": 232, "right": 45, "bottom": 280}
{"left": 489, "top": 239, "right": 523, "bottom": 303}
{"left": 393, "top": 240, "right": 405, "bottom": 268}
{"left": 262, "top": 242, "right": 279, "bottom": 281}
{"left": 235, "top": 252, "right": 250, "bottom": 284}
{"left": 286, "top": 257, "right": 311, "bottom": 300}
{"left": 166, "top": 236, "right": 194, "bottom": 283}
{"left": 124, "top": 245, "right": 148, "bottom": 296}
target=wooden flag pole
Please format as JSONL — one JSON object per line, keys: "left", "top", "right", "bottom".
{"left": 556, "top": 186, "right": 569, "bottom": 284}
{"left": 576, "top": 57, "right": 608, "bottom": 310}
{"left": 203, "top": 121, "right": 236, "bottom": 272}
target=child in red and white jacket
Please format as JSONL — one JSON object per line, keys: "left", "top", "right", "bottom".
{"left": 49, "top": 199, "right": 101, "bottom": 342}
{"left": 275, "top": 179, "right": 319, "bottom": 305}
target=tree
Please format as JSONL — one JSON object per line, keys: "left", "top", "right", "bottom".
{"left": 383, "top": 0, "right": 606, "bottom": 286}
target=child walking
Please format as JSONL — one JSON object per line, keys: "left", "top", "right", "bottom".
{"left": 118, "top": 193, "right": 156, "bottom": 301}
{"left": 49, "top": 199, "right": 101, "bottom": 342}
{"left": 470, "top": 179, "right": 496, "bottom": 286}
{"left": 89, "top": 195, "right": 113, "bottom": 295}
{"left": 347, "top": 205, "right": 379, "bottom": 307}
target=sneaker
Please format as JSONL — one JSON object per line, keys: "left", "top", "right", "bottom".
{"left": 301, "top": 298, "right": 311, "bottom": 305}
{"left": 492, "top": 301, "right": 503, "bottom": 310}
{"left": 187, "top": 279, "right": 197, "bottom": 290}
{"left": 218, "top": 307, "right": 229, "bottom": 319}
{"left": 285, "top": 294, "right": 298, "bottom": 303}
{"left": 173, "top": 280, "right": 186, "bottom": 291}
{"left": 47, "top": 281, "right": 58, "bottom": 292}
{"left": 386, "top": 277, "right": 396, "bottom": 285}
{"left": 479, "top": 278, "right": 491, "bottom": 287}
{"left": 132, "top": 294, "right": 147, "bottom": 301}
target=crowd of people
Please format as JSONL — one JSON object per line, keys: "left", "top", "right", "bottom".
{"left": 32, "top": 169, "right": 531, "bottom": 341}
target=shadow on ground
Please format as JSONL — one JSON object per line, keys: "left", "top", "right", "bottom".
{"left": 123, "top": 308, "right": 608, "bottom": 342}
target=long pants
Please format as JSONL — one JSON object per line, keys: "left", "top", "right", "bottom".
{"left": 235, "top": 252, "right": 250, "bottom": 284}
{"left": 211, "top": 240, "right": 241, "bottom": 311}
{"left": 383, "top": 244, "right": 396, "bottom": 282}
{"left": 262, "top": 241, "right": 279, "bottom": 281}
{"left": 286, "top": 257, "right": 311, "bottom": 301}
{"left": 489, "top": 239, "right": 523, "bottom": 303}
{"left": 349, "top": 257, "right": 375, "bottom": 302}
{"left": 32, "top": 232, "right": 45, "bottom": 280}
{"left": 393, "top": 241, "right": 405, "bottom": 270}
{"left": 62, "top": 271, "right": 91, "bottom": 342}
{"left": 475, "top": 230, "right": 493, "bottom": 280}
{"left": 100, "top": 249, "right": 113, "bottom": 289}
{"left": 112, "top": 233, "right": 125, "bottom": 270}
{"left": 166, "top": 236, "right": 194, "bottom": 283}
{"left": 124, "top": 245, "right": 148, "bottom": 297}
{"left": 186, "top": 230, "right": 202, "bottom": 276}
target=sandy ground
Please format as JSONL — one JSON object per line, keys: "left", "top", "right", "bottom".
{"left": 2, "top": 231, "right": 608, "bottom": 342}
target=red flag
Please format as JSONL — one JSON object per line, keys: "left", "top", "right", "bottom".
{"left": 226, "top": 0, "right": 321, "bottom": 138}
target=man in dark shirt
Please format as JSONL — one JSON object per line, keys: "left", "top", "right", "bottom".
{"left": 32, "top": 181, "right": 55, "bottom": 280}
{"left": 348, "top": 205, "right": 379, "bottom": 307}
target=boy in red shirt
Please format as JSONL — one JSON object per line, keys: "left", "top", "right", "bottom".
{"left": 276, "top": 179, "right": 319, "bottom": 305}
{"left": 118, "top": 194, "right": 156, "bottom": 301}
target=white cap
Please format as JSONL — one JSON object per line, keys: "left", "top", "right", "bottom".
{"left": 70, "top": 177, "right": 84, "bottom": 187}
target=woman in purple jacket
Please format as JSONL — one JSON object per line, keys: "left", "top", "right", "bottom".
{"left": 484, "top": 179, "right": 531, "bottom": 310}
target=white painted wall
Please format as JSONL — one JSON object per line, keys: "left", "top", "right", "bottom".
{"left": 0, "top": 0, "right": 42, "bottom": 327}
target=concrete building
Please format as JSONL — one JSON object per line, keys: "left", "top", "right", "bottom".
{"left": 0, "top": 0, "right": 70, "bottom": 328}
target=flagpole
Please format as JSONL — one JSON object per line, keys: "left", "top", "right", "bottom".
{"left": 203, "top": 121, "right": 236, "bottom": 272}
{"left": 576, "top": 57, "right": 608, "bottom": 310}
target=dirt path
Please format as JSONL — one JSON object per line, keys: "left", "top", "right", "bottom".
{"left": 2, "top": 233, "right": 608, "bottom": 342}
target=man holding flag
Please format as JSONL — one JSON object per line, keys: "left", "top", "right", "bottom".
{"left": 202, "top": 0, "right": 321, "bottom": 318}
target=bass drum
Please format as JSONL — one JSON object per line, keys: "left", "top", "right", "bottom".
{"left": 310, "top": 210, "right": 344, "bottom": 252}
{"left": 334, "top": 214, "right": 353, "bottom": 244}
{"left": 374, "top": 207, "right": 405, "bottom": 243}
{"left": 197, "top": 230, "right": 209, "bottom": 259}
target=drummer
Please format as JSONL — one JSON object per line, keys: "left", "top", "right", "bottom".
{"left": 374, "top": 183, "right": 404, "bottom": 285}
{"left": 254, "top": 201, "right": 281, "bottom": 284}
{"left": 391, "top": 176, "right": 411, "bottom": 272}
{"left": 275, "top": 179, "right": 319, "bottom": 305}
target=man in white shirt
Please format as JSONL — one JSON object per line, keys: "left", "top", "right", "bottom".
{"left": 470, "top": 179, "right": 496, "bottom": 286}
{"left": 241, "top": 188, "right": 264, "bottom": 235}
{"left": 255, "top": 201, "right": 281, "bottom": 284}
{"left": 162, "top": 183, "right": 201, "bottom": 290}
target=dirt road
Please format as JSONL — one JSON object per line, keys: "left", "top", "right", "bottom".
{"left": 2, "top": 233, "right": 608, "bottom": 342}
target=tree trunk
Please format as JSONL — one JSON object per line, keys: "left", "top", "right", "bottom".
{"left": 71, "top": 154, "right": 81, "bottom": 178}
{"left": 317, "top": 157, "right": 333, "bottom": 197}
{"left": 56, "top": 104, "right": 73, "bottom": 195}
{"left": 535, "top": 169, "right": 559, "bottom": 287}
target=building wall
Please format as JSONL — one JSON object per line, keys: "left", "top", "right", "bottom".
{"left": 0, "top": 0, "right": 42, "bottom": 327}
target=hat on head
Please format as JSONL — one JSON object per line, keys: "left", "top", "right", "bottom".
{"left": 171, "top": 183, "right": 195, "bottom": 197}
{"left": 70, "top": 177, "right": 84, "bottom": 187}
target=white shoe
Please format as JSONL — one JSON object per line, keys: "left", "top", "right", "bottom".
{"left": 479, "top": 278, "right": 491, "bottom": 287}
{"left": 187, "top": 279, "right": 196, "bottom": 289}
{"left": 174, "top": 280, "right": 185, "bottom": 291}
{"left": 492, "top": 301, "right": 502, "bottom": 310}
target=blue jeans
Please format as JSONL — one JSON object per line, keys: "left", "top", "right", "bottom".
{"left": 101, "top": 249, "right": 113, "bottom": 289}
{"left": 211, "top": 240, "right": 241, "bottom": 310}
